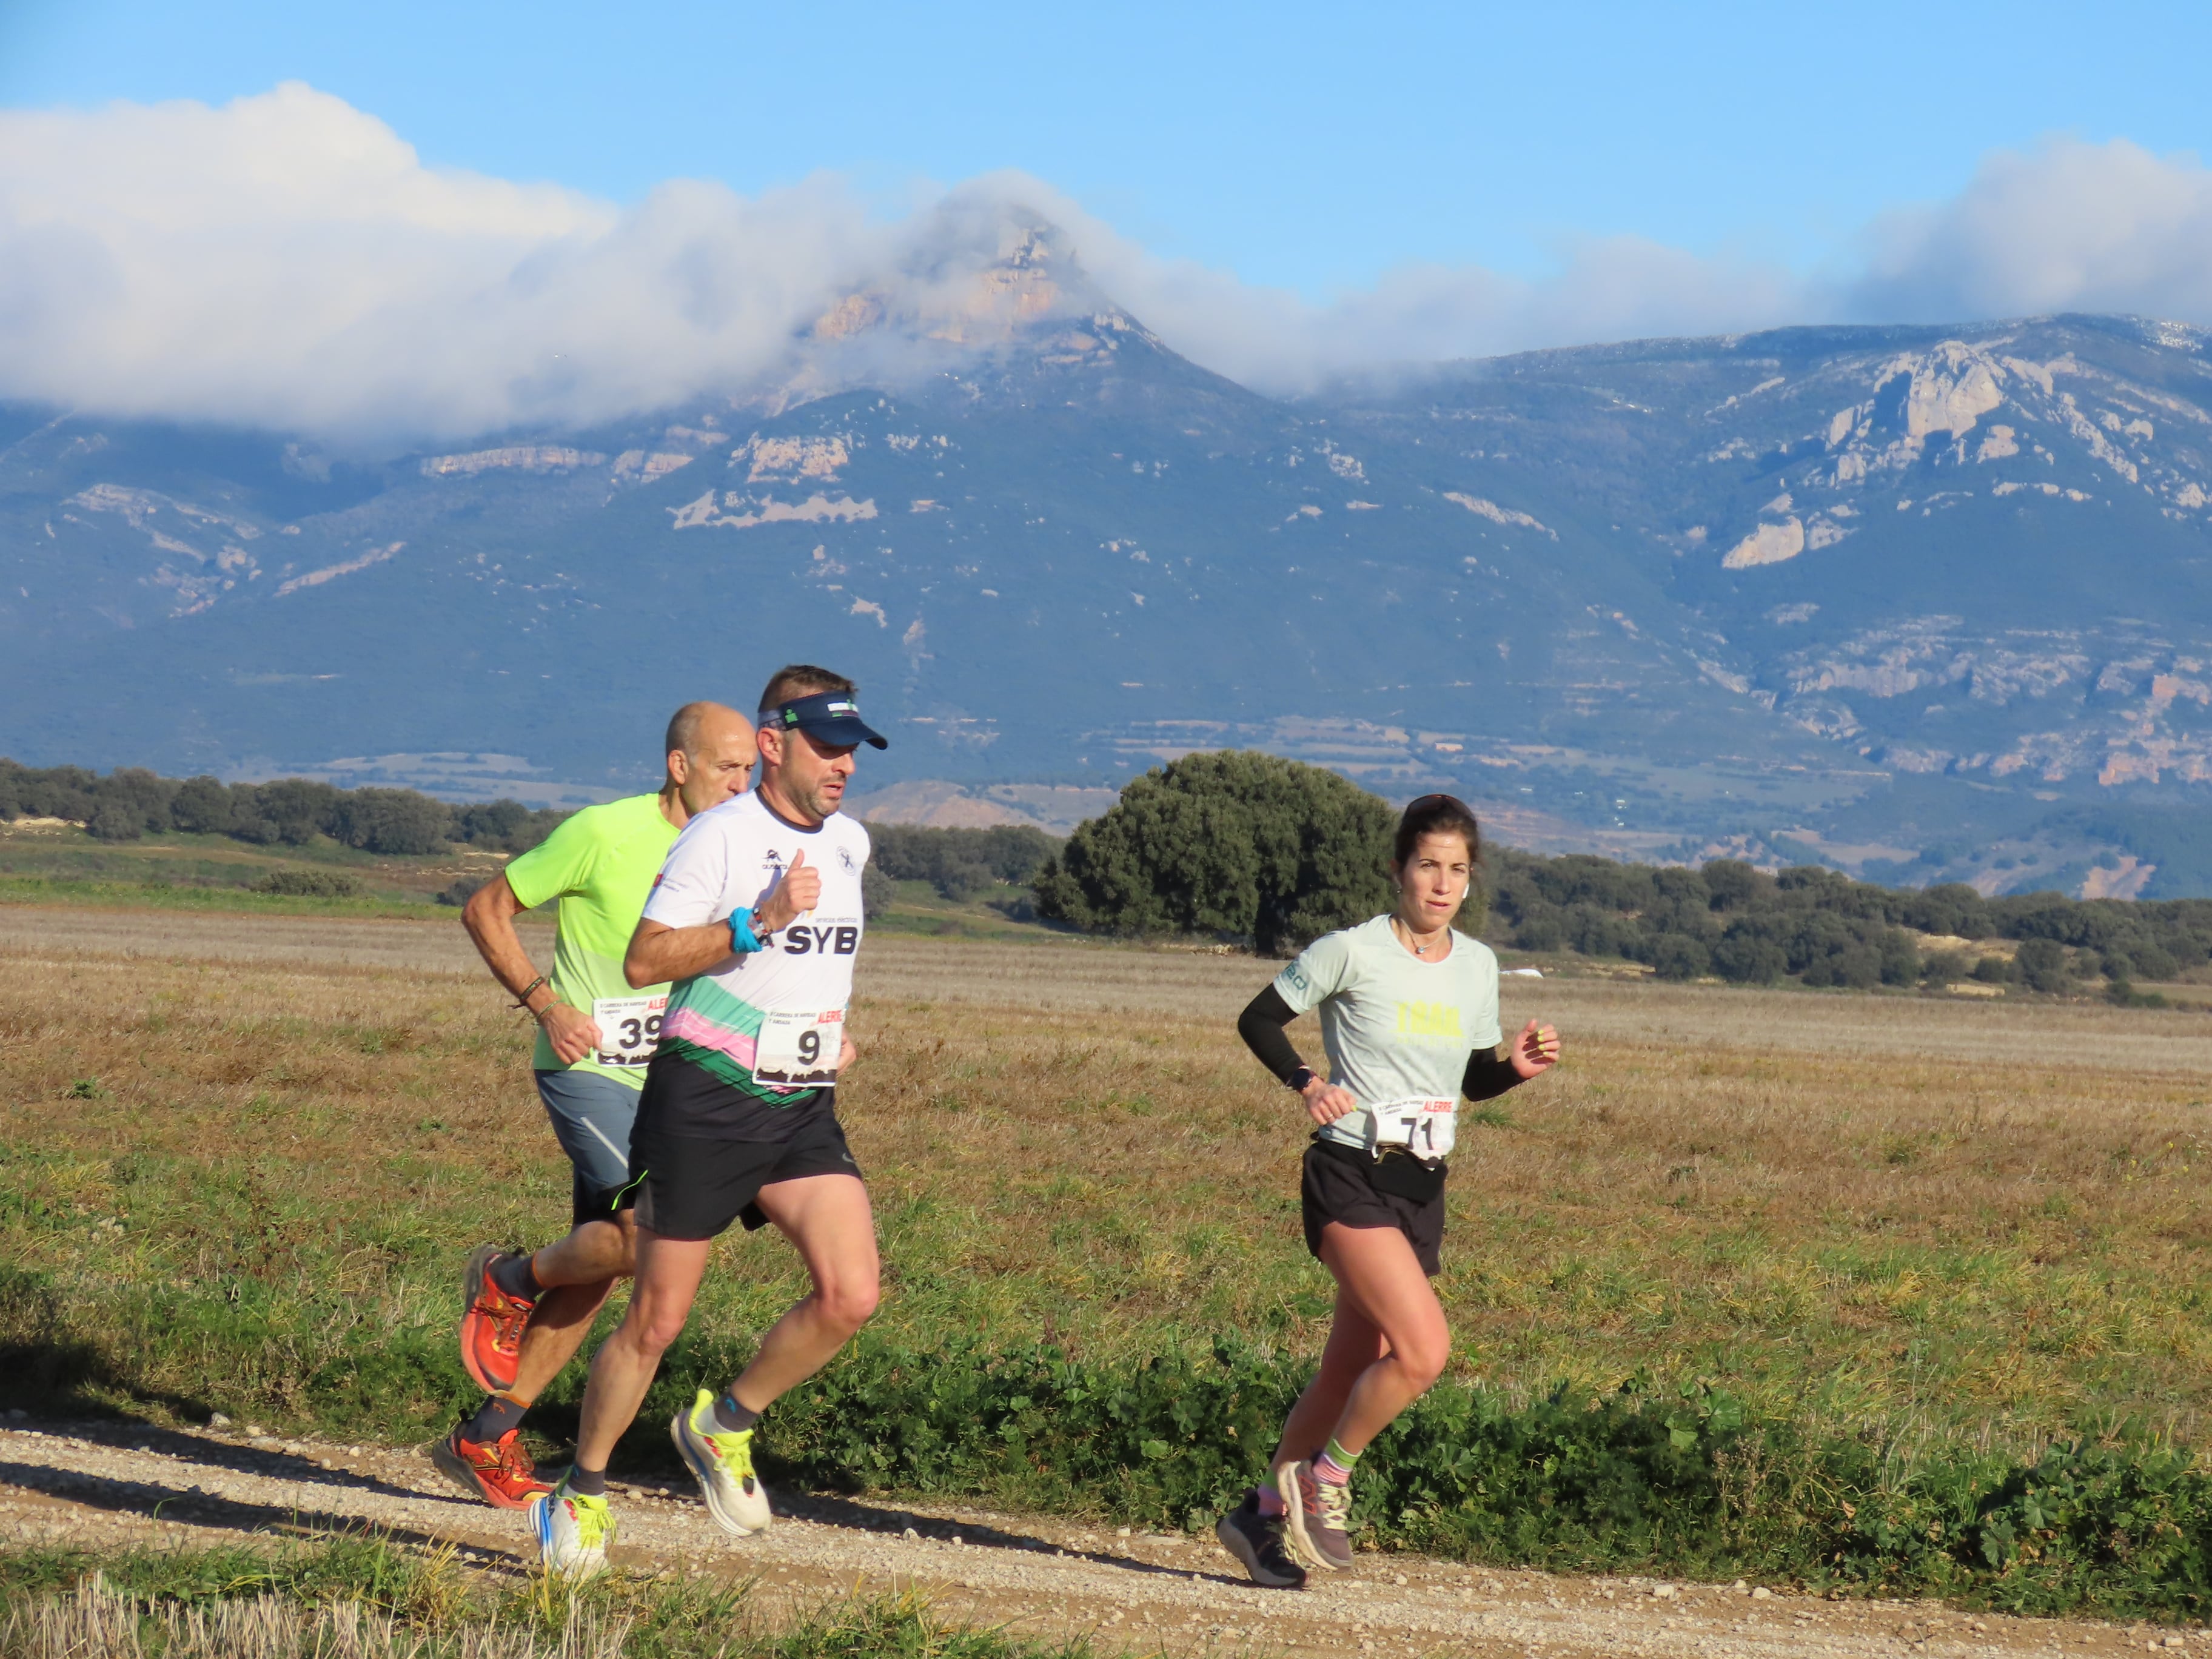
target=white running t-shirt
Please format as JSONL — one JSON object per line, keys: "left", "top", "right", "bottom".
{"left": 640, "top": 791, "right": 871, "bottom": 1105}
{"left": 1272, "top": 914, "right": 1503, "bottom": 1155}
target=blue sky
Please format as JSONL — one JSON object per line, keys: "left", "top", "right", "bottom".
{"left": 6, "top": 0, "right": 2208, "bottom": 298}
{"left": 7, "top": 1, "right": 2212, "bottom": 437}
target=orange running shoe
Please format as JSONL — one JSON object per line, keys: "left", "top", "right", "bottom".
{"left": 458, "top": 1242, "right": 535, "bottom": 1395}
{"left": 432, "top": 1421, "right": 552, "bottom": 1510}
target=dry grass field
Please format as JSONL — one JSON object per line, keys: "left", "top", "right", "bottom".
{"left": 3, "top": 903, "right": 2210, "bottom": 1472}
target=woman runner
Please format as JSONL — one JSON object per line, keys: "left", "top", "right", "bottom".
{"left": 1215, "top": 794, "right": 1561, "bottom": 1587}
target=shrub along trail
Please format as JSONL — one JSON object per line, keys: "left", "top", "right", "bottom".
{"left": 0, "top": 1416, "right": 2150, "bottom": 1658}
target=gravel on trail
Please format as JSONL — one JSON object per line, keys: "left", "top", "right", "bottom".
{"left": 0, "top": 1416, "right": 2182, "bottom": 1657}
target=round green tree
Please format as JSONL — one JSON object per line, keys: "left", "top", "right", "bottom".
{"left": 1033, "top": 751, "right": 1406, "bottom": 954}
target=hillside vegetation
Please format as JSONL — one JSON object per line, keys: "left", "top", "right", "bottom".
{"left": 0, "top": 759, "right": 563, "bottom": 855}
{"left": 0, "top": 761, "right": 1068, "bottom": 934}
{"left": 1032, "top": 754, "right": 2212, "bottom": 999}
{"left": 1486, "top": 848, "right": 2208, "bottom": 1000}
{"left": 13, "top": 756, "right": 2212, "bottom": 999}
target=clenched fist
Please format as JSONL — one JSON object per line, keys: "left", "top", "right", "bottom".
{"left": 1299, "top": 1073, "right": 1362, "bottom": 1127}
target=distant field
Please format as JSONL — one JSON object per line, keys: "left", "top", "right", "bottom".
{"left": 0, "top": 821, "right": 1059, "bottom": 939}
{"left": 5, "top": 903, "right": 2210, "bottom": 1478}
{"left": 0, "top": 818, "right": 500, "bottom": 910}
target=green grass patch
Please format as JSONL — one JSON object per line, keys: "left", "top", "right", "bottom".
{"left": 0, "top": 823, "right": 497, "bottom": 911}
{"left": 0, "top": 874, "right": 441, "bottom": 917}
{"left": 866, "top": 877, "right": 1068, "bottom": 942}
{"left": 11, "top": 930, "right": 2212, "bottom": 1619}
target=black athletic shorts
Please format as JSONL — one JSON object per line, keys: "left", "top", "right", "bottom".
{"left": 625, "top": 1101, "right": 862, "bottom": 1242}
{"left": 1301, "top": 1139, "right": 1446, "bottom": 1277}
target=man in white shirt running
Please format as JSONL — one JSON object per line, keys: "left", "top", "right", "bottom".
{"left": 531, "top": 664, "right": 884, "bottom": 1575}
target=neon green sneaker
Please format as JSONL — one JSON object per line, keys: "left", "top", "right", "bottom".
{"left": 528, "top": 1475, "right": 614, "bottom": 1577}
{"left": 670, "top": 1389, "right": 773, "bottom": 1536}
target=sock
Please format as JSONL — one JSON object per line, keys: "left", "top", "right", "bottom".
{"left": 565, "top": 1463, "right": 606, "bottom": 1498}
{"left": 1256, "top": 1470, "right": 1285, "bottom": 1517}
{"left": 461, "top": 1392, "right": 529, "bottom": 1443}
{"left": 710, "top": 1392, "right": 760, "bottom": 1434}
{"left": 1315, "top": 1437, "right": 1361, "bottom": 1486}
{"left": 489, "top": 1250, "right": 540, "bottom": 1301}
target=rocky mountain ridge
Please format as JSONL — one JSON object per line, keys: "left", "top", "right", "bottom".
{"left": 5, "top": 221, "right": 2212, "bottom": 893}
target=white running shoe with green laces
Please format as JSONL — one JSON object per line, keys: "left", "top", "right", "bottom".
{"left": 671, "top": 1389, "right": 773, "bottom": 1536}
{"left": 528, "top": 1476, "right": 614, "bottom": 1577}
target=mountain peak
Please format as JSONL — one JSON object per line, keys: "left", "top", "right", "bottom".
{"left": 809, "top": 208, "right": 1114, "bottom": 350}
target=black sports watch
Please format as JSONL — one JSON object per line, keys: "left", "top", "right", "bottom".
{"left": 1287, "top": 1065, "right": 1317, "bottom": 1094}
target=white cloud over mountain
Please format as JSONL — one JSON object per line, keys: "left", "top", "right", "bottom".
{"left": 3, "top": 85, "right": 2211, "bottom": 443}
{"left": 1851, "top": 137, "right": 2212, "bottom": 325}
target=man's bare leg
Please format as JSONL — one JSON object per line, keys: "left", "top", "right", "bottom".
{"left": 572, "top": 1228, "right": 712, "bottom": 1475}
{"left": 569, "top": 1175, "right": 876, "bottom": 1482}
{"left": 725, "top": 1174, "right": 880, "bottom": 1410}
{"left": 441, "top": 1213, "right": 640, "bottom": 1509}
{"left": 532, "top": 1214, "right": 637, "bottom": 1288}
{"left": 661, "top": 1175, "right": 879, "bottom": 1537}
{"left": 506, "top": 1215, "right": 637, "bottom": 1402}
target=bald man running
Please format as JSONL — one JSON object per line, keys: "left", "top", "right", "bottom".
{"left": 436, "top": 702, "right": 757, "bottom": 1509}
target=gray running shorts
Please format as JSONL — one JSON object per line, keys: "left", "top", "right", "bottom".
{"left": 534, "top": 1068, "right": 642, "bottom": 1227}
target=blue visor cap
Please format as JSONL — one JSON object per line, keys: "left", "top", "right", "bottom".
{"left": 766, "top": 690, "right": 888, "bottom": 750}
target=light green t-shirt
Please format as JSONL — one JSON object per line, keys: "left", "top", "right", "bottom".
{"left": 503, "top": 791, "right": 680, "bottom": 1087}
{"left": 1272, "top": 914, "right": 1504, "bottom": 1153}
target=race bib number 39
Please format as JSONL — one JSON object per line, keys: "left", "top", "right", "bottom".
{"left": 752, "top": 1008, "right": 845, "bottom": 1086}
{"left": 1369, "top": 1098, "right": 1456, "bottom": 1161}
{"left": 592, "top": 994, "right": 667, "bottom": 1068}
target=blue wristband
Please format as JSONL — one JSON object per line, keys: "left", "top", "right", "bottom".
{"left": 727, "top": 908, "right": 763, "bottom": 954}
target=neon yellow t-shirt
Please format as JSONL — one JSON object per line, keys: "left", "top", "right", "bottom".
{"left": 503, "top": 792, "right": 680, "bottom": 1087}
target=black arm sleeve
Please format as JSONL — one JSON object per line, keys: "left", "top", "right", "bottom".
{"left": 1236, "top": 984, "right": 1306, "bottom": 1085}
{"left": 1462, "top": 1046, "right": 1524, "bottom": 1102}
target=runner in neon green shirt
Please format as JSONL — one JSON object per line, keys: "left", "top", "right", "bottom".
{"left": 432, "top": 702, "right": 757, "bottom": 1510}
{"left": 506, "top": 790, "right": 685, "bottom": 1087}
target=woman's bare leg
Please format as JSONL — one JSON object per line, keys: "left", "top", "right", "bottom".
{"left": 1269, "top": 1295, "right": 1386, "bottom": 1471}
{"left": 1273, "top": 1223, "right": 1450, "bottom": 1464}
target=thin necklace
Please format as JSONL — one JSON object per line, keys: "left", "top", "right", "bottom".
{"left": 1395, "top": 916, "right": 1447, "bottom": 957}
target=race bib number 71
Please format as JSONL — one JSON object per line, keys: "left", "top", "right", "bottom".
{"left": 752, "top": 1008, "right": 845, "bottom": 1086}
{"left": 1369, "top": 1098, "right": 1456, "bottom": 1161}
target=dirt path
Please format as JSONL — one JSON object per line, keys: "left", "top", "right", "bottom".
{"left": 0, "top": 1416, "right": 2176, "bottom": 1657}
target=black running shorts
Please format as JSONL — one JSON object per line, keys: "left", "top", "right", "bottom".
{"left": 625, "top": 1102, "right": 862, "bottom": 1242}
{"left": 1301, "top": 1139, "right": 1445, "bottom": 1276}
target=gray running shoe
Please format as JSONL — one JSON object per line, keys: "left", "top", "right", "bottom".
{"left": 528, "top": 1476, "right": 614, "bottom": 1578}
{"left": 671, "top": 1389, "right": 772, "bottom": 1536}
{"left": 1215, "top": 1488, "right": 1307, "bottom": 1589}
{"left": 1282, "top": 1458, "right": 1355, "bottom": 1571}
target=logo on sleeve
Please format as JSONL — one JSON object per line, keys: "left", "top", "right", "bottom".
{"left": 837, "top": 845, "right": 857, "bottom": 874}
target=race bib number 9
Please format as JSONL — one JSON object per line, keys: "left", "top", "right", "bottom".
{"left": 1369, "top": 1098, "right": 1456, "bottom": 1161}
{"left": 591, "top": 993, "right": 667, "bottom": 1068}
{"left": 752, "top": 1008, "right": 845, "bottom": 1086}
